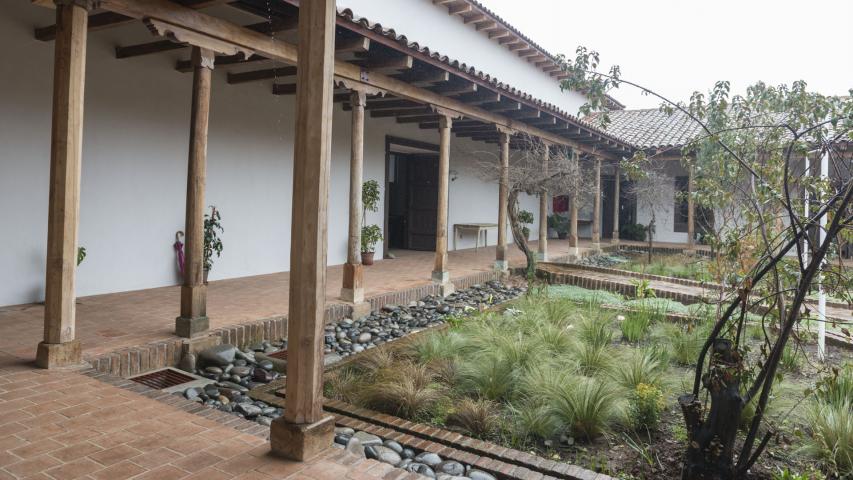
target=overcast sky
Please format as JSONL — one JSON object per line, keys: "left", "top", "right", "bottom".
{"left": 477, "top": 0, "right": 853, "bottom": 110}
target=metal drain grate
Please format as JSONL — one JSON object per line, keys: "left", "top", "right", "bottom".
{"left": 267, "top": 350, "right": 288, "bottom": 360}
{"left": 131, "top": 368, "right": 197, "bottom": 390}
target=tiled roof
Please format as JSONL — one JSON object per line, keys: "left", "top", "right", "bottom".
{"left": 587, "top": 108, "right": 702, "bottom": 150}
{"left": 337, "top": 7, "right": 633, "bottom": 149}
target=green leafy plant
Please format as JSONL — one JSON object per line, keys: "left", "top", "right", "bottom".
{"left": 360, "top": 362, "right": 445, "bottom": 419}
{"left": 203, "top": 206, "right": 223, "bottom": 271}
{"left": 629, "top": 383, "right": 665, "bottom": 431}
{"left": 631, "top": 279, "right": 656, "bottom": 300}
{"left": 614, "top": 348, "right": 667, "bottom": 391}
{"left": 76, "top": 246, "right": 86, "bottom": 266}
{"left": 620, "top": 312, "right": 652, "bottom": 343}
{"left": 360, "top": 224, "right": 383, "bottom": 254}
{"left": 360, "top": 180, "right": 382, "bottom": 253}
{"left": 772, "top": 467, "right": 825, "bottom": 480}
{"left": 545, "top": 375, "right": 623, "bottom": 440}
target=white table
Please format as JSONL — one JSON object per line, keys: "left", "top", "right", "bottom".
{"left": 453, "top": 223, "right": 498, "bottom": 251}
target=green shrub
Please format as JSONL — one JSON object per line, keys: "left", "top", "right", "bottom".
{"left": 803, "top": 400, "right": 853, "bottom": 478}
{"left": 508, "top": 402, "right": 559, "bottom": 445}
{"left": 361, "top": 362, "right": 446, "bottom": 419}
{"left": 815, "top": 365, "right": 853, "bottom": 406}
{"left": 620, "top": 311, "right": 653, "bottom": 343}
{"left": 325, "top": 368, "right": 363, "bottom": 404}
{"left": 458, "top": 352, "right": 517, "bottom": 401}
{"left": 578, "top": 316, "right": 614, "bottom": 349}
{"left": 614, "top": 348, "right": 667, "bottom": 391}
{"left": 628, "top": 383, "right": 665, "bottom": 431}
{"left": 545, "top": 375, "right": 623, "bottom": 440}
{"left": 780, "top": 344, "right": 803, "bottom": 373}
{"left": 772, "top": 467, "right": 826, "bottom": 480}
{"left": 572, "top": 341, "right": 614, "bottom": 377}
{"left": 409, "top": 330, "right": 468, "bottom": 365}
{"left": 670, "top": 324, "right": 706, "bottom": 366}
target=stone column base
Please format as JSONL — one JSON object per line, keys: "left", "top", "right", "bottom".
{"left": 431, "top": 270, "right": 450, "bottom": 284}
{"left": 591, "top": 243, "right": 601, "bottom": 253}
{"left": 270, "top": 415, "right": 335, "bottom": 462}
{"left": 568, "top": 246, "right": 580, "bottom": 258}
{"left": 36, "top": 339, "right": 82, "bottom": 369}
{"left": 494, "top": 260, "right": 508, "bottom": 272}
{"left": 611, "top": 238, "right": 620, "bottom": 245}
{"left": 536, "top": 251, "right": 547, "bottom": 261}
{"left": 175, "top": 315, "right": 209, "bottom": 339}
{"left": 349, "top": 301, "right": 372, "bottom": 320}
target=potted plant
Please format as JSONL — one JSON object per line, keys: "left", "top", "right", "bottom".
{"left": 203, "top": 206, "right": 223, "bottom": 283}
{"left": 360, "top": 180, "right": 382, "bottom": 265}
{"left": 555, "top": 216, "right": 569, "bottom": 240}
{"left": 547, "top": 214, "right": 560, "bottom": 239}
{"left": 518, "top": 209, "right": 534, "bottom": 241}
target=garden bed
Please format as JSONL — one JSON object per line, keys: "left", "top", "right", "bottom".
{"left": 325, "top": 287, "right": 853, "bottom": 479}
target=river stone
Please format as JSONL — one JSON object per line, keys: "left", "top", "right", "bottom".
{"left": 401, "top": 448, "right": 415, "bottom": 459}
{"left": 345, "top": 437, "right": 364, "bottom": 457}
{"left": 467, "top": 470, "right": 497, "bottom": 480}
{"left": 252, "top": 369, "right": 275, "bottom": 383}
{"left": 382, "top": 440, "right": 403, "bottom": 454}
{"left": 235, "top": 403, "right": 262, "bottom": 418}
{"left": 352, "top": 431, "right": 382, "bottom": 447}
{"left": 198, "top": 344, "right": 237, "bottom": 367}
{"left": 357, "top": 332, "right": 372, "bottom": 344}
{"left": 218, "top": 381, "right": 248, "bottom": 392}
{"left": 435, "top": 460, "right": 465, "bottom": 476}
{"left": 204, "top": 366, "right": 223, "bottom": 375}
{"left": 414, "top": 452, "right": 442, "bottom": 467}
{"left": 259, "top": 360, "right": 274, "bottom": 371}
{"left": 230, "top": 366, "right": 251, "bottom": 377}
{"left": 365, "top": 445, "right": 400, "bottom": 466}
{"left": 335, "top": 427, "right": 355, "bottom": 436}
{"left": 405, "top": 463, "right": 436, "bottom": 477}
{"left": 184, "top": 387, "right": 201, "bottom": 400}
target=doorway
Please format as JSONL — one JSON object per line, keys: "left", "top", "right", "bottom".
{"left": 384, "top": 137, "right": 441, "bottom": 253}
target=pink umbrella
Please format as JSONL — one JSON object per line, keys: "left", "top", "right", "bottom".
{"left": 174, "top": 231, "right": 185, "bottom": 278}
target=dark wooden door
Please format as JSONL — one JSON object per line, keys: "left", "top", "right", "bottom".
{"left": 406, "top": 155, "right": 439, "bottom": 251}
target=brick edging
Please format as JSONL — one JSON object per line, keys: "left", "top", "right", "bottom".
{"left": 324, "top": 399, "right": 613, "bottom": 480}
{"left": 85, "top": 269, "right": 505, "bottom": 378}
{"left": 537, "top": 268, "right": 706, "bottom": 306}
{"left": 557, "top": 262, "right": 719, "bottom": 290}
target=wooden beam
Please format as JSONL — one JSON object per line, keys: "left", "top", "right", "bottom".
{"left": 335, "top": 36, "right": 370, "bottom": 61}
{"left": 363, "top": 54, "right": 412, "bottom": 73}
{"left": 370, "top": 107, "right": 432, "bottom": 118}
{"left": 176, "top": 52, "right": 263, "bottom": 72}
{"left": 275, "top": 0, "right": 336, "bottom": 459}
{"left": 99, "top": 0, "right": 618, "bottom": 157}
{"left": 115, "top": 17, "right": 299, "bottom": 59}
{"left": 463, "top": 13, "right": 486, "bottom": 24}
{"left": 393, "top": 69, "right": 450, "bottom": 87}
{"left": 176, "top": 46, "right": 213, "bottom": 339}
{"left": 397, "top": 115, "right": 442, "bottom": 124}
{"left": 448, "top": 3, "right": 473, "bottom": 15}
{"left": 37, "top": 0, "right": 91, "bottom": 369}
{"left": 496, "top": 131, "right": 509, "bottom": 270}
{"left": 36, "top": 0, "right": 233, "bottom": 41}
{"left": 272, "top": 83, "right": 297, "bottom": 95}
{"left": 227, "top": 66, "right": 297, "bottom": 84}
{"left": 433, "top": 115, "right": 452, "bottom": 287}
{"left": 341, "top": 90, "right": 366, "bottom": 304}
{"left": 429, "top": 82, "right": 477, "bottom": 96}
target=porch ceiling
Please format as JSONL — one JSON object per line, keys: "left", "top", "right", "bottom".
{"left": 31, "top": 0, "right": 635, "bottom": 158}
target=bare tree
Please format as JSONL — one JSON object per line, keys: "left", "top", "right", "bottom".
{"left": 624, "top": 165, "right": 673, "bottom": 263}
{"left": 468, "top": 134, "right": 597, "bottom": 277}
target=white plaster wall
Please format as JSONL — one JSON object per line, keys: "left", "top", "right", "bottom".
{"left": 337, "top": 0, "right": 588, "bottom": 117}
{"left": 0, "top": 1, "right": 539, "bottom": 307}
{"left": 635, "top": 161, "right": 689, "bottom": 244}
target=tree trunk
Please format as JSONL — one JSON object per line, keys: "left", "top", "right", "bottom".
{"left": 680, "top": 339, "right": 744, "bottom": 480}
{"left": 508, "top": 189, "right": 537, "bottom": 279}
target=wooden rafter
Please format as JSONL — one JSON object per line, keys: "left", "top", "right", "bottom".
{"left": 227, "top": 66, "right": 297, "bottom": 84}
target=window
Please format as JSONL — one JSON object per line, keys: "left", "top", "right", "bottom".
{"left": 674, "top": 176, "right": 689, "bottom": 233}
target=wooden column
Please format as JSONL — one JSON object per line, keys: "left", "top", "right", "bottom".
{"left": 537, "top": 143, "right": 549, "bottom": 261}
{"left": 495, "top": 131, "right": 510, "bottom": 271}
{"left": 432, "top": 114, "right": 452, "bottom": 292}
{"left": 175, "top": 46, "right": 213, "bottom": 339}
{"left": 37, "top": 0, "right": 93, "bottom": 369}
{"left": 568, "top": 155, "right": 579, "bottom": 257}
{"left": 341, "top": 90, "right": 366, "bottom": 306}
{"left": 272, "top": 0, "right": 336, "bottom": 462}
{"left": 591, "top": 157, "right": 602, "bottom": 250}
{"left": 612, "top": 163, "right": 621, "bottom": 244}
{"left": 687, "top": 166, "right": 695, "bottom": 249}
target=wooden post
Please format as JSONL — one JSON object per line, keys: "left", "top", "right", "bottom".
{"left": 495, "top": 131, "right": 510, "bottom": 272}
{"left": 271, "top": 0, "right": 335, "bottom": 462}
{"left": 687, "top": 166, "right": 695, "bottom": 250}
{"left": 432, "top": 114, "right": 452, "bottom": 293}
{"left": 341, "top": 90, "right": 366, "bottom": 309}
{"left": 612, "top": 162, "right": 620, "bottom": 244}
{"left": 175, "top": 46, "right": 213, "bottom": 339}
{"left": 537, "top": 143, "right": 549, "bottom": 261}
{"left": 592, "top": 157, "right": 601, "bottom": 250}
{"left": 568, "top": 154, "right": 579, "bottom": 257}
{"left": 37, "top": 0, "right": 94, "bottom": 369}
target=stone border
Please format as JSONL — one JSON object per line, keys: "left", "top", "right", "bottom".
{"left": 538, "top": 268, "right": 706, "bottom": 306}
{"left": 557, "top": 262, "right": 719, "bottom": 290}
{"left": 85, "top": 269, "right": 505, "bottom": 378}
{"left": 248, "top": 379, "right": 613, "bottom": 480}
